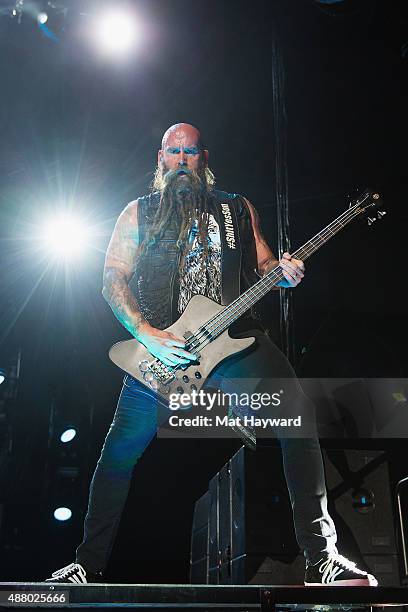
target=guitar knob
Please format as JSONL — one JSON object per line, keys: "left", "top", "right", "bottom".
{"left": 377, "top": 210, "right": 386, "bottom": 219}
{"left": 149, "top": 379, "right": 158, "bottom": 391}
{"left": 139, "top": 360, "right": 149, "bottom": 372}
{"left": 367, "top": 217, "right": 376, "bottom": 226}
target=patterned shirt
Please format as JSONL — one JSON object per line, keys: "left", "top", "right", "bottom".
{"left": 177, "top": 213, "right": 221, "bottom": 313}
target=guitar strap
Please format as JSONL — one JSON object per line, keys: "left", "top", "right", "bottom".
{"left": 211, "top": 196, "right": 242, "bottom": 306}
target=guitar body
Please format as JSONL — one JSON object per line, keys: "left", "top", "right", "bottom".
{"left": 109, "top": 294, "right": 255, "bottom": 404}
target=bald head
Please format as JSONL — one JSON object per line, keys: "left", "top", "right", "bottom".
{"left": 161, "top": 123, "right": 203, "bottom": 149}
{"left": 158, "top": 123, "right": 209, "bottom": 175}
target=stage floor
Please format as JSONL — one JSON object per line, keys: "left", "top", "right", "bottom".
{"left": 0, "top": 583, "right": 408, "bottom": 610}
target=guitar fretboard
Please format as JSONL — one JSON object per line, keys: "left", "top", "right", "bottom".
{"left": 197, "top": 194, "right": 372, "bottom": 342}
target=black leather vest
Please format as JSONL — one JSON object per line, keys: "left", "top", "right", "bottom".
{"left": 129, "top": 190, "right": 259, "bottom": 330}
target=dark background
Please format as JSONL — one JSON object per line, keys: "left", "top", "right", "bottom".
{"left": 0, "top": 0, "right": 407, "bottom": 583}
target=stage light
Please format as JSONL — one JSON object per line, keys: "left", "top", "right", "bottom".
{"left": 352, "top": 488, "right": 374, "bottom": 514}
{"left": 11, "top": 0, "right": 24, "bottom": 23}
{"left": 94, "top": 9, "right": 139, "bottom": 56}
{"left": 54, "top": 507, "right": 72, "bottom": 521}
{"left": 41, "top": 212, "right": 89, "bottom": 260}
{"left": 37, "top": 11, "right": 48, "bottom": 25}
{"left": 0, "top": 369, "right": 5, "bottom": 385}
{"left": 60, "top": 428, "right": 77, "bottom": 443}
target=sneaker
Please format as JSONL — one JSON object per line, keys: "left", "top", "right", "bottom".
{"left": 304, "top": 553, "right": 378, "bottom": 586}
{"left": 45, "top": 562, "right": 102, "bottom": 584}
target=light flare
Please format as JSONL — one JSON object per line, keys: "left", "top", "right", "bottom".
{"left": 94, "top": 9, "right": 139, "bottom": 56}
{"left": 41, "top": 213, "right": 90, "bottom": 259}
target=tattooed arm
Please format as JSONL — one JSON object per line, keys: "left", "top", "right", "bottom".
{"left": 243, "top": 198, "right": 305, "bottom": 288}
{"left": 102, "top": 200, "right": 150, "bottom": 340}
{"left": 243, "top": 198, "right": 279, "bottom": 275}
{"left": 102, "top": 200, "right": 196, "bottom": 366}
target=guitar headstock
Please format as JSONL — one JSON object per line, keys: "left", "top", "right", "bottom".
{"left": 349, "top": 188, "right": 386, "bottom": 226}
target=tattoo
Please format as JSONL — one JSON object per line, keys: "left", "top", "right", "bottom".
{"left": 242, "top": 198, "right": 278, "bottom": 274}
{"left": 102, "top": 267, "right": 146, "bottom": 339}
{"left": 104, "top": 202, "right": 139, "bottom": 278}
{"left": 241, "top": 198, "right": 281, "bottom": 288}
{"left": 260, "top": 257, "right": 279, "bottom": 276}
{"left": 102, "top": 200, "right": 148, "bottom": 339}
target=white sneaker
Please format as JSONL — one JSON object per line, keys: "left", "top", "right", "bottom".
{"left": 304, "top": 553, "right": 378, "bottom": 586}
{"left": 45, "top": 562, "right": 101, "bottom": 584}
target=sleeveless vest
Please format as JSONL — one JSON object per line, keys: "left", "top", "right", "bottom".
{"left": 129, "top": 190, "right": 260, "bottom": 330}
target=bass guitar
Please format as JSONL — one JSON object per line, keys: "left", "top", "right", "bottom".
{"left": 109, "top": 189, "right": 385, "bottom": 405}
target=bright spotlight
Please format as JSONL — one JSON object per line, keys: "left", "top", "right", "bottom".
{"left": 0, "top": 369, "right": 5, "bottom": 385}
{"left": 37, "top": 12, "right": 48, "bottom": 25}
{"left": 41, "top": 213, "right": 89, "bottom": 259}
{"left": 54, "top": 507, "right": 72, "bottom": 521}
{"left": 94, "top": 9, "right": 139, "bottom": 56}
{"left": 60, "top": 428, "right": 77, "bottom": 443}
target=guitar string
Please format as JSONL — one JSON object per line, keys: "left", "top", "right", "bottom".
{"left": 186, "top": 203, "right": 364, "bottom": 352}
{"left": 155, "top": 198, "right": 373, "bottom": 379}
{"left": 194, "top": 204, "right": 362, "bottom": 341}
{"left": 159, "top": 202, "right": 365, "bottom": 376}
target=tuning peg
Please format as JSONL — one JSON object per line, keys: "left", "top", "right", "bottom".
{"left": 377, "top": 210, "right": 386, "bottom": 219}
{"left": 367, "top": 217, "right": 377, "bottom": 226}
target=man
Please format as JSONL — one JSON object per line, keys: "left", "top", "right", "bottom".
{"left": 46, "top": 123, "right": 377, "bottom": 586}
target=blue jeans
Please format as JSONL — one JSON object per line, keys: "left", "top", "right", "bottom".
{"left": 76, "top": 329, "right": 337, "bottom": 573}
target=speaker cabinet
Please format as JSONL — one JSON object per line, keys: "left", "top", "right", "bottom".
{"left": 323, "top": 449, "right": 397, "bottom": 558}
{"left": 189, "top": 491, "right": 209, "bottom": 584}
{"left": 199, "top": 445, "right": 399, "bottom": 586}
{"left": 207, "top": 444, "right": 298, "bottom": 584}
{"left": 208, "top": 473, "right": 218, "bottom": 580}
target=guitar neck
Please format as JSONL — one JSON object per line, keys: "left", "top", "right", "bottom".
{"left": 205, "top": 198, "right": 366, "bottom": 339}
